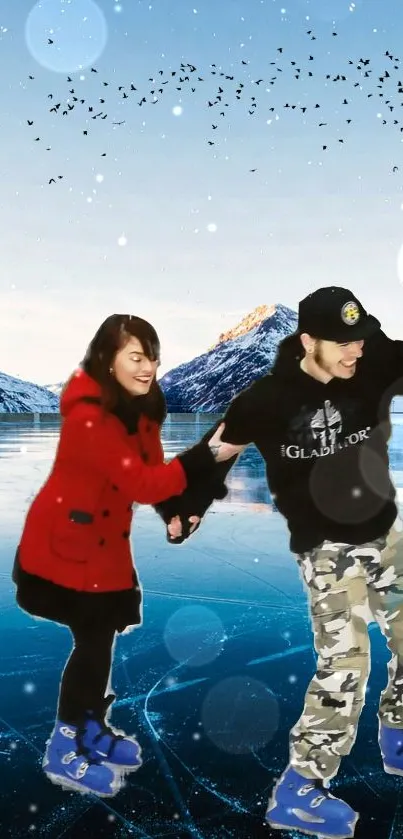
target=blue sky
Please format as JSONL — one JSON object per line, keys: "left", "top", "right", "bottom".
{"left": 2, "top": 0, "right": 403, "bottom": 383}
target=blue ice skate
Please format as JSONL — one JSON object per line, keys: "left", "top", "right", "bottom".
{"left": 379, "top": 721, "right": 403, "bottom": 775}
{"left": 43, "top": 720, "right": 122, "bottom": 796}
{"left": 266, "top": 765, "right": 359, "bottom": 839}
{"left": 80, "top": 710, "right": 142, "bottom": 771}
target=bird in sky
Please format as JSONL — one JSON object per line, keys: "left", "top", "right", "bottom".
{"left": 26, "top": 27, "right": 403, "bottom": 185}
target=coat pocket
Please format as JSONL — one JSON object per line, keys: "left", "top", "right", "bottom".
{"left": 50, "top": 509, "right": 95, "bottom": 564}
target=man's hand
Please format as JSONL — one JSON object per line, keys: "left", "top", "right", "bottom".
{"left": 167, "top": 514, "right": 201, "bottom": 541}
{"left": 208, "top": 422, "right": 246, "bottom": 462}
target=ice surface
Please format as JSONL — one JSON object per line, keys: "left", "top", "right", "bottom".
{"left": 1, "top": 420, "right": 403, "bottom": 837}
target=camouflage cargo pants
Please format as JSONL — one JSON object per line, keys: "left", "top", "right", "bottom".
{"left": 289, "top": 518, "right": 403, "bottom": 781}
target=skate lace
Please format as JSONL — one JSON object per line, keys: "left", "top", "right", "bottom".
{"left": 92, "top": 722, "right": 125, "bottom": 746}
{"left": 74, "top": 722, "right": 109, "bottom": 763}
{"left": 76, "top": 719, "right": 125, "bottom": 760}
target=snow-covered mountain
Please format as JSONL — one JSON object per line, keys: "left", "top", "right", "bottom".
{"left": 159, "top": 303, "right": 298, "bottom": 412}
{"left": 209, "top": 304, "right": 278, "bottom": 349}
{"left": 0, "top": 371, "right": 60, "bottom": 412}
{"left": 0, "top": 303, "right": 295, "bottom": 413}
{"left": 2, "top": 302, "right": 403, "bottom": 415}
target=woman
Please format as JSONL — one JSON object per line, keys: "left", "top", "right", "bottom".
{"left": 12, "top": 314, "right": 241, "bottom": 798}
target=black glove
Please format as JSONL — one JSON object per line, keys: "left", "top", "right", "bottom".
{"left": 176, "top": 439, "right": 217, "bottom": 481}
{"left": 154, "top": 478, "right": 229, "bottom": 544}
{"left": 155, "top": 418, "right": 239, "bottom": 544}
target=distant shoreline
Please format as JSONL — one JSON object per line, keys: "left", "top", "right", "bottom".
{"left": 0, "top": 411, "right": 224, "bottom": 423}
{"left": 1, "top": 409, "right": 403, "bottom": 424}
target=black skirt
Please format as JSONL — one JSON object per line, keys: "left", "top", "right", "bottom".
{"left": 12, "top": 549, "right": 143, "bottom": 634}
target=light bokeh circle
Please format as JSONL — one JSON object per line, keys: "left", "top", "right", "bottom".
{"left": 25, "top": 0, "right": 108, "bottom": 74}
{"left": 201, "top": 676, "right": 280, "bottom": 754}
{"left": 163, "top": 606, "right": 226, "bottom": 667}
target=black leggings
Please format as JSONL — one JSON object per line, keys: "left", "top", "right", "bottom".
{"left": 57, "top": 624, "right": 116, "bottom": 725}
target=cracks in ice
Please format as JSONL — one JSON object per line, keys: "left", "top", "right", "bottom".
{"left": 0, "top": 714, "right": 154, "bottom": 839}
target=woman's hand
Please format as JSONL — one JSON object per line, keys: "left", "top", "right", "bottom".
{"left": 167, "top": 514, "right": 200, "bottom": 540}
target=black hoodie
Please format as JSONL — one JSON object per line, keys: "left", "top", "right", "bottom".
{"left": 156, "top": 329, "right": 403, "bottom": 554}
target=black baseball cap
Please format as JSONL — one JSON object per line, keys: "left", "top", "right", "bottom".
{"left": 298, "top": 286, "right": 381, "bottom": 342}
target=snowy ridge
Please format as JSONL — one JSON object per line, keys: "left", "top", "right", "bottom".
{"left": 0, "top": 371, "right": 59, "bottom": 413}
{"left": 1, "top": 304, "right": 296, "bottom": 413}
{"left": 2, "top": 300, "right": 403, "bottom": 415}
{"left": 159, "top": 303, "right": 298, "bottom": 411}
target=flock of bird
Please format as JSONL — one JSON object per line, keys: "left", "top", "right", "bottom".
{"left": 25, "top": 26, "right": 403, "bottom": 184}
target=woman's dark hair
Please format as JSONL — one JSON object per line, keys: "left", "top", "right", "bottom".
{"left": 73, "top": 314, "right": 167, "bottom": 427}
{"left": 271, "top": 331, "right": 304, "bottom": 374}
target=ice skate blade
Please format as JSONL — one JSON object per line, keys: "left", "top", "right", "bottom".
{"left": 383, "top": 763, "right": 403, "bottom": 776}
{"left": 44, "top": 770, "right": 123, "bottom": 797}
{"left": 266, "top": 811, "right": 358, "bottom": 839}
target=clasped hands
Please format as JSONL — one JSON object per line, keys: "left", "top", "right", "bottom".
{"left": 167, "top": 422, "right": 244, "bottom": 541}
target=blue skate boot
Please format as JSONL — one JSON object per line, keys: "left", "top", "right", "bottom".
{"left": 266, "top": 765, "right": 359, "bottom": 839}
{"left": 42, "top": 720, "right": 122, "bottom": 796}
{"left": 80, "top": 710, "right": 142, "bottom": 772}
{"left": 379, "top": 721, "right": 403, "bottom": 775}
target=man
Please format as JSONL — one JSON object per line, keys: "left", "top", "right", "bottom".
{"left": 155, "top": 287, "right": 403, "bottom": 839}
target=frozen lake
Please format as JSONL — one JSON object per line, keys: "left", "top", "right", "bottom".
{"left": 2, "top": 414, "right": 403, "bottom": 524}
{"left": 1, "top": 417, "right": 403, "bottom": 839}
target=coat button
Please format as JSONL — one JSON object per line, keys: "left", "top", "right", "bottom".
{"left": 122, "top": 531, "right": 130, "bottom": 539}
{"left": 99, "top": 538, "right": 105, "bottom": 546}
{"left": 102, "top": 510, "right": 110, "bottom": 517}
{"left": 127, "top": 504, "right": 132, "bottom": 512}
{"left": 142, "top": 453, "right": 149, "bottom": 462}
{"left": 112, "top": 485, "right": 119, "bottom": 491}
{"left": 145, "top": 423, "right": 151, "bottom": 432}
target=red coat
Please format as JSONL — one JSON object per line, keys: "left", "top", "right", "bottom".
{"left": 17, "top": 369, "right": 187, "bottom": 593}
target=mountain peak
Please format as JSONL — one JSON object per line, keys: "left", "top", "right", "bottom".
{"left": 160, "top": 302, "right": 298, "bottom": 411}
{"left": 211, "top": 304, "right": 277, "bottom": 348}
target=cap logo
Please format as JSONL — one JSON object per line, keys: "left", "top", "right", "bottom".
{"left": 341, "top": 301, "right": 360, "bottom": 325}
